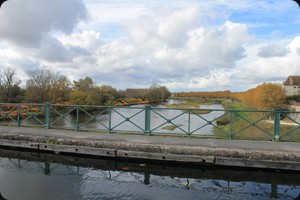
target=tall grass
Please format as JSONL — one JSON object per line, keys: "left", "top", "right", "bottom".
{"left": 214, "top": 100, "right": 300, "bottom": 141}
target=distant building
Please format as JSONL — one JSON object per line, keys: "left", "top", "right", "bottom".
{"left": 283, "top": 76, "right": 300, "bottom": 96}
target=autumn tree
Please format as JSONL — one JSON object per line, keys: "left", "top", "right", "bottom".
{"left": 232, "top": 83, "right": 286, "bottom": 110}
{"left": 50, "top": 74, "right": 71, "bottom": 102}
{"left": 70, "top": 77, "right": 118, "bottom": 105}
{"left": 25, "top": 69, "right": 70, "bottom": 103}
{"left": 73, "top": 77, "right": 94, "bottom": 92}
{"left": 146, "top": 84, "right": 170, "bottom": 103}
{"left": 257, "top": 83, "right": 286, "bottom": 110}
{"left": 173, "top": 90, "right": 232, "bottom": 99}
{"left": 69, "top": 77, "right": 93, "bottom": 104}
{"left": 125, "top": 88, "right": 148, "bottom": 99}
{"left": 69, "top": 90, "right": 87, "bottom": 105}
{"left": 25, "top": 69, "right": 50, "bottom": 102}
{"left": 0, "top": 67, "right": 21, "bottom": 102}
{"left": 97, "top": 85, "right": 118, "bottom": 104}
{"left": 85, "top": 85, "right": 118, "bottom": 105}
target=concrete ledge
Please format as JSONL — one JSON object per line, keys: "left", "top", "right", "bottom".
{"left": 0, "top": 139, "right": 39, "bottom": 150}
{"left": 0, "top": 126, "right": 299, "bottom": 171}
{"left": 38, "top": 143, "right": 117, "bottom": 157}
{"left": 117, "top": 150, "right": 215, "bottom": 164}
{"left": 1, "top": 139, "right": 299, "bottom": 171}
{"left": 215, "top": 157, "right": 300, "bottom": 171}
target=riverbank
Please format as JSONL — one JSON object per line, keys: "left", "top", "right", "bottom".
{"left": 0, "top": 126, "right": 299, "bottom": 171}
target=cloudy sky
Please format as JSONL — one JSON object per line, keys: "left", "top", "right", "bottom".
{"left": 0, "top": 0, "right": 300, "bottom": 92}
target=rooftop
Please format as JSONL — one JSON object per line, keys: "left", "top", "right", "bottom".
{"left": 283, "top": 76, "right": 300, "bottom": 85}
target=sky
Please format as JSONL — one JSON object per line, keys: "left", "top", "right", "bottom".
{"left": 0, "top": 0, "right": 300, "bottom": 92}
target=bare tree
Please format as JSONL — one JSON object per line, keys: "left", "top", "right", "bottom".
{"left": 25, "top": 69, "right": 70, "bottom": 103}
{"left": 25, "top": 69, "right": 52, "bottom": 103}
{"left": 50, "top": 74, "right": 71, "bottom": 102}
{"left": 0, "top": 67, "right": 21, "bottom": 102}
{"left": 146, "top": 83, "right": 170, "bottom": 103}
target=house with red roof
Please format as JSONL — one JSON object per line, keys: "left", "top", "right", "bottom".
{"left": 283, "top": 76, "right": 300, "bottom": 96}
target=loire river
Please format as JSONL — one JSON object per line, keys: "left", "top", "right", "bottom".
{"left": 20, "top": 99, "right": 225, "bottom": 136}
{"left": 0, "top": 149, "right": 299, "bottom": 200}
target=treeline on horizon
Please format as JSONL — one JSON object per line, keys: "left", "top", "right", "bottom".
{"left": 0, "top": 67, "right": 170, "bottom": 105}
{"left": 173, "top": 90, "right": 232, "bottom": 99}
{"left": 174, "top": 83, "right": 287, "bottom": 110}
{"left": 0, "top": 67, "right": 289, "bottom": 109}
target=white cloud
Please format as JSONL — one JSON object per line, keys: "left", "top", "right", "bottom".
{"left": 0, "top": 0, "right": 88, "bottom": 81}
{"left": 85, "top": 2, "right": 148, "bottom": 23}
{"left": 85, "top": 15, "right": 250, "bottom": 90}
{"left": 59, "top": 30, "right": 100, "bottom": 50}
{"left": 186, "top": 21, "right": 249, "bottom": 68}
{"left": 156, "top": 6, "right": 203, "bottom": 47}
{"left": 1, "top": 0, "right": 300, "bottom": 92}
{"left": 0, "top": 0, "right": 87, "bottom": 47}
{"left": 225, "top": 36, "right": 300, "bottom": 85}
{"left": 257, "top": 44, "right": 290, "bottom": 58}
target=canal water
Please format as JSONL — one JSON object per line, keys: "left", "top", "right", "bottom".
{"left": 0, "top": 149, "right": 299, "bottom": 200}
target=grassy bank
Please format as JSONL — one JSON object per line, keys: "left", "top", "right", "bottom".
{"left": 214, "top": 100, "right": 300, "bottom": 141}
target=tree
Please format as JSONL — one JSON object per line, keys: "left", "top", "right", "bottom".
{"left": 97, "top": 85, "right": 118, "bottom": 105}
{"left": 257, "top": 83, "right": 286, "bottom": 110}
{"left": 125, "top": 88, "right": 148, "bottom": 99}
{"left": 158, "top": 86, "right": 170, "bottom": 101}
{"left": 0, "top": 67, "right": 21, "bottom": 102}
{"left": 69, "top": 90, "right": 87, "bottom": 105}
{"left": 146, "top": 83, "right": 170, "bottom": 103}
{"left": 70, "top": 77, "right": 94, "bottom": 105}
{"left": 84, "top": 85, "right": 118, "bottom": 105}
{"left": 25, "top": 69, "right": 52, "bottom": 103}
{"left": 50, "top": 74, "right": 71, "bottom": 102}
{"left": 25, "top": 69, "right": 70, "bottom": 103}
{"left": 73, "top": 77, "right": 94, "bottom": 92}
{"left": 233, "top": 83, "right": 286, "bottom": 110}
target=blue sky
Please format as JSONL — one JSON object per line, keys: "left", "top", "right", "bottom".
{"left": 0, "top": 0, "right": 300, "bottom": 92}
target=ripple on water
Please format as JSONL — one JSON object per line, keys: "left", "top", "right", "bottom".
{"left": 0, "top": 152, "right": 300, "bottom": 200}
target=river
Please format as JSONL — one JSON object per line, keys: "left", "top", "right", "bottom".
{"left": 19, "top": 99, "right": 225, "bottom": 136}
{"left": 0, "top": 149, "right": 299, "bottom": 200}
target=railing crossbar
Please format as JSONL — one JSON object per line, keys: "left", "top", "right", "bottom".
{"left": 151, "top": 108, "right": 188, "bottom": 134}
{"left": 110, "top": 107, "right": 144, "bottom": 132}
{"left": 20, "top": 105, "right": 46, "bottom": 126}
{"left": 50, "top": 106, "right": 77, "bottom": 126}
{"left": 77, "top": 107, "right": 110, "bottom": 130}
{"left": 189, "top": 111, "right": 229, "bottom": 136}
{"left": 230, "top": 112, "right": 273, "bottom": 138}
{"left": 0, "top": 103, "right": 299, "bottom": 142}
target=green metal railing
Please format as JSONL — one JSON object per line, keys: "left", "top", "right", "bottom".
{"left": 0, "top": 103, "right": 299, "bottom": 142}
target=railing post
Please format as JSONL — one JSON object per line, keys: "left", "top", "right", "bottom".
{"left": 144, "top": 106, "right": 151, "bottom": 135}
{"left": 75, "top": 106, "right": 79, "bottom": 131}
{"left": 17, "top": 104, "right": 21, "bottom": 127}
{"left": 109, "top": 107, "right": 112, "bottom": 133}
{"left": 188, "top": 109, "right": 191, "bottom": 136}
{"left": 44, "top": 103, "right": 50, "bottom": 129}
{"left": 229, "top": 111, "right": 233, "bottom": 140}
{"left": 273, "top": 108, "right": 280, "bottom": 141}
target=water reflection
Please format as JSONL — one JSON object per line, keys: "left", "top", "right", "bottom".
{"left": 0, "top": 193, "right": 7, "bottom": 200}
{"left": 0, "top": 149, "right": 299, "bottom": 200}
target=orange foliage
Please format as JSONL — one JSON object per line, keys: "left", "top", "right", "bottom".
{"left": 232, "top": 83, "right": 286, "bottom": 110}
{"left": 115, "top": 98, "right": 149, "bottom": 106}
{"left": 173, "top": 90, "right": 232, "bottom": 99}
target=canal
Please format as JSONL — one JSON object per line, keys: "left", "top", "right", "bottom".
{"left": 0, "top": 149, "right": 299, "bottom": 200}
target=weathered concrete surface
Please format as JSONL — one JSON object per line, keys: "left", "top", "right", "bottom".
{"left": 0, "top": 126, "right": 299, "bottom": 170}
